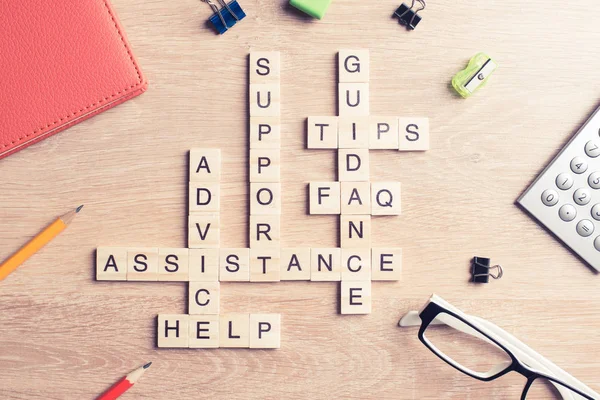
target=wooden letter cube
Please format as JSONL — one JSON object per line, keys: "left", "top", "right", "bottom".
{"left": 96, "top": 247, "right": 127, "bottom": 281}
{"left": 340, "top": 182, "right": 371, "bottom": 214}
{"left": 250, "top": 83, "right": 281, "bottom": 117}
{"left": 310, "top": 248, "right": 341, "bottom": 281}
{"left": 307, "top": 116, "right": 338, "bottom": 149}
{"left": 158, "top": 248, "right": 189, "bottom": 281}
{"left": 250, "top": 183, "right": 281, "bottom": 215}
{"left": 219, "top": 248, "right": 250, "bottom": 282}
{"left": 189, "top": 281, "right": 220, "bottom": 314}
{"left": 189, "top": 182, "right": 220, "bottom": 214}
{"left": 219, "top": 313, "right": 250, "bottom": 348}
{"left": 280, "top": 248, "right": 311, "bottom": 281}
{"left": 309, "top": 182, "right": 340, "bottom": 215}
{"left": 157, "top": 314, "right": 189, "bottom": 348}
{"left": 250, "top": 117, "right": 281, "bottom": 149}
{"left": 189, "top": 315, "right": 220, "bottom": 349}
{"left": 127, "top": 248, "right": 159, "bottom": 281}
{"left": 371, "top": 182, "right": 401, "bottom": 215}
{"left": 250, "top": 149, "right": 280, "bottom": 182}
{"left": 250, "top": 314, "right": 281, "bottom": 349}
{"left": 341, "top": 281, "right": 372, "bottom": 314}
{"left": 338, "top": 83, "right": 369, "bottom": 117}
{"left": 369, "top": 116, "right": 399, "bottom": 149}
{"left": 249, "top": 215, "right": 280, "bottom": 249}
{"left": 398, "top": 117, "right": 429, "bottom": 151}
{"left": 338, "top": 117, "right": 370, "bottom": 149}
{"left": 188, "top": 214, "right": 220, "bottom": 249}
{"left": 340, "top": 215, "right": 371, "bottom": 248}
{"left": 338, "top": 49, "right": 370, "bottom": 83}
{"left": 338, "top": 149, "right": 370, "bottom": 182}
{"left": 371, "top": 248, "right": 402, "bottom": 281}
{"left": 250, "top": 248, "right": 281, "bottom": 282}
{"left": 189, "top": 148, "right": 221, "bottom": 182}
{"left": 249, "top": 52, "right": 281, "bottom": 83}
{"left": 341, "top": 248, "right": 371, "bottom": 281}
{"left": 189, "top": 248, "right": 219, "bottom": 281}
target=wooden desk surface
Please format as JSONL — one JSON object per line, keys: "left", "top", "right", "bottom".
{"left": 1, "top": 0, "right": 600, "bottom": 398}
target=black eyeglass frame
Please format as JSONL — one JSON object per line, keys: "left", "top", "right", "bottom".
{"left": 418, "top": 302, "right": 595, "bottom": 400}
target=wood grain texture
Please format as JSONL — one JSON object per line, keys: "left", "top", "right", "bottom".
{"left": 1, "top": 0, "right": 600, "bottom": 398}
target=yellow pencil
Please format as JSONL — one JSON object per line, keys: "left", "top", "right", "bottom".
{"left": 0, "top": 205, "right": 83, "bottom": 281}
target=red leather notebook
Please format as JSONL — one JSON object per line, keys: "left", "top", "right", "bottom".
{"left": 0, "top": 0, "right": 147, "bottom": 160}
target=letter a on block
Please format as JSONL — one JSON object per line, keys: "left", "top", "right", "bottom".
{"left": 280, "top": 248, "right": 311, "bottom": 281}
{"left": 190, "top": 149, "right": 221, "bottom": 182}
{"left": 96, "top": 247, "right": 127, "bottom": 281}
{"left": 188, "top": 214, "right": 220, "bottom": 249}
{"left": 158, "top": 314, "right": 189, "bottom": 348}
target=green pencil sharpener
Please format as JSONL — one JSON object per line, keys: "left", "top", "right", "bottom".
{"left": 289, "top": 0, "right": 332, "bottom": 19}
{"left": 451, "top": 53, "right": 497, "bottom": 98}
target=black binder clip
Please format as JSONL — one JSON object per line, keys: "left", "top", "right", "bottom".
{"left": 471, "top": 257, "right": 503, "bottom": 283}
{"left": 202, "top": 0, "right": 246, "bottom": 35}
{"left": 393, "top": 0, "right": 426, "bottom": 30}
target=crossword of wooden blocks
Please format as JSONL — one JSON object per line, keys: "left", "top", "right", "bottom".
{"left": 249, "top": 52, "right": 280, "bottom": 83}
{"left": 249, "top": 149, "right": 280, "bottom": 182}
{"left": 219, "top": 313, "right": 250, "bottom": 348}
{"left": 189, "top": 314, "right": 220, "bottom": 349}
{"left": 369, "top": 117, "right": 400, "bottom": 149}
{"left": 338, "top": 49, "right": 370, "bottom": 83}
{"left": 309, "top": 182, "right": 341, "bottom": 215}
{"left": 189, "top": 182, "right": 220, "bottom": 214}
{"left": 340, "top": 215, "right": 371, "bottom": 248}
{"left": 250, "top": 182, "right": 281, "bottom": 215}
{"left": 280, "top": 248, "right": 311, "bottom": 281}
{"left": 157, "top": 314, "right": 189, "bottom": 348}
{"left": 310, "top": 248, "right": 341, "bottom": 281}
{"left": 127, "top": 248, "right": 159, "bottom": 281}
{"left": 340, "top": 182, "right": 371, "bottom": 215}
{"left": 250, "top": 117, "right": 281, "bottom": 149}
{"left": 250, "top": 248, "right": 281, "bottom": 282}
{"left": 188, "top": 281, "right": 220, "bottom": 314}
{"left": 338, "top": 149, "right": 370, "bottom": 182}
{"left": 219, "top": 248, "right": 250, "bottom": 282}
{"left": 340, "top": 280, "right": 372, "bottom": 314}
{"left": 338, "top": 83, "right": 369, "bottom": 117}
{"left": 341, "top": 248, "right": 372, "bottom": 281}
{"left": 250, "top": 314, "right": 281, "bottom": 349}
{"left": 398, "top": 117, "right": 430, "bottom": 151}
{"left": 371, "top": 182, "right": 401, "bottom": 215}
{"left": 249, "top": 83, "right": 281, "bottom": 117}
{"left": 158, "top": 248, "right": 189, "bottom": 281}
{"left": 307, "top": 116, "right": 338, "bottom": 149}
{"left": 189, "top": 148, "right": 221, "bottom": 182}
{"left": 371, "top": 248, "right": 402, "bottom": 281}
{"left": 249, "top": 215, "right": 280, "bottom": 249}
{"left": 188, "top": 214, "right": 220, "bottom": 249}
{"left": 96, "top": 247, "right": 127, "bottom": 281}
{"left": 338, "top": 117, "right": 370, "bottom": 149}
{"left": 189, "top": 248, "right": 220, "bottom": 281}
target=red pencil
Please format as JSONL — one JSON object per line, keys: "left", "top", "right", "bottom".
{"left": 97, "top": 362, "right": 152, "bottom": 400}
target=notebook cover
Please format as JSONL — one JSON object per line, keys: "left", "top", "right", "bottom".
{"left": 0, "top": 0, "right": 148, "bottom": 160}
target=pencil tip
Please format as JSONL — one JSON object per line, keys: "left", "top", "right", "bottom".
{"left": 143, "top": 362, "right": 152, "bottom": 369}
{"left": 75, "top": 205, "right": 84, "bottom": 213}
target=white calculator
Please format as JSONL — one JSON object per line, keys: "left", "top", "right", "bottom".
{"left": 518, "top": 106, "right": 600, "bottom": 272}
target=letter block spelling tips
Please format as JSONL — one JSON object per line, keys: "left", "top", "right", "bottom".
{"left": 158, "top": 314, "right": 190, "bottom": 348}
{"left": 341, "top": 281, "right": 372, "bottom": 314}
{"left": 219, "top": 313, "right": 250, "bottom": 348}
{"left": 338, "top": 83, "right": 370, "bottom": 117}
{"left": 250, "top": 83, "right": 281, "bottom": 117}
{"left": 398, "top": 117, "right": 430, "bottom": 151}
{"left": 189, "top": 248, "right": 220, "bottom": 281}
{"left": 338, "top": 49, "right": 370, "bottom": 83}
{"left": 341, "top": 248, "right": 371, "bottom": 281}
{"left": 249, "top": 52, "right": 281, "bottom": 83}
{"left": 338, "top": 149, "right": 370, "bottom": 182}
{"left": 310, "top": 248, "right": 341, "bottom": 281}
{"left": 309, "top": 182, "right": 341, "bottom": 214}
{"left": 250, "top": 183, "right": 282, "bottom": 215}
{"left": 127, "top": 248, "right": 159, "bottom": 281}
{"left": 280, "top": 248, "right": 311, "bottom": 281}
{"left": 307, "top": 116, "right": 338, "bottom": 149}
{"left": 250, "top": 314, "right": 281, "bottom": 349}
{"left": 340, "top": 215, "right": 371, "bottom": 248}
{"left": 158, "top": 248, "right": 190, "bottom": 281}
{"left": 250, "top": 117, "right": 281, "bottom": 149}
{"left": 190, "top": 148, "right": 221, "bottom": 182}
{"left": 189, "top": 281, "right": 220, "bottom": 314}
{"left": 371, "top": 248, "right": 402, "bottom": 281}
{"left": 188, "top": 214, "right": 220, "bottom": 249}
{"left": 250, "top": 248, "right": 281, "bottom": 282}
{"left": 219, "top": 248, "right": 250, "bottom": 282}
{"left": 371, "top": 182, "right": 401, "bottom": 215}
{"left": 189, "top": 315, "right": 220, "bottom": 348}
{"left": 96, "top": 247, "right": 128, "bottom": 281}
{"left": 189, "top": 182, "right": 220, "bottom": 214}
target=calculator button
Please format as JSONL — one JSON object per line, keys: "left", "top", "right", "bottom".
{"left": 556, "top": 173, "right": 574, "bottom": 190}
{"left": 570, "top": 157, "right": 588, "bottom": 174}
{"left": 588, "top": 171, "right": 600, "bottom": 189}
{"left": 592, "top": 204, "right": 600, "bottom": 221}
{"left": 595, "top": 236, "right": 600, "bottom": 251}
{"left": 585, "top": 140, "right": 600, "bottom": 158}
{"left": 541, "top": 189, "right": 559, "bottom": 206}
{"left": 559, "top": 204, "right": 577, "bottom": 222}
{"left": 576, "top": 220, "right": 595, "bottom": 237}
{"left": 573, "top": 188, "right": 591, "bottom": 205}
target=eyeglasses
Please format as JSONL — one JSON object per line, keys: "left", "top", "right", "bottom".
{"left": 399, "top": 295, "right": 599, "bottom": 400}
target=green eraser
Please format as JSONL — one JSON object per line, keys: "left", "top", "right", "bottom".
{"left": 289, "top": 0, "right": 332, "bottom": 19}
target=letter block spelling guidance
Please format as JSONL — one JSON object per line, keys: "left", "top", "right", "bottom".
{"left": 338, "top": 117, "right": 369, "bottom": 149}
{"left": 341, "top": 248, "right": 371, "bottom": 281}
{"left": 340, "top": 182, "right": 371, "bottom": 215}
{"left": 309, "top": 182, "right": 341, "bottom": 214}
{"left": 96, "top": 247, "right": 128, "bottom": 281}
{"left": 340, "top": 215, "right": 372, "bottom": 248}
{"left": 339, "top": 83, "right": 370, "bottom": 117}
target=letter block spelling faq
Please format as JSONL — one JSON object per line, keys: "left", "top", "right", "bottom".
{"left": 369, "top": 116, "right": 399, "bottom": 150}
{"left": 249, "top": 83, "right": 281, "bottom": 117}
{"left": 189, "top": 315, "right": 219, "bottom": 349}
{"left": 310, "top": 248, "right": 341, "bottom": 281}
{"left": 96, "top": 247, "right": 128, "bottom": 281}
{"left": 371, "top": 182, "right": 401, "bottom": 215}
{"left": 338, "top": 149, "right": 370, "bottom": 182}
{"left": 341, "top": 280, "right": 372, "bottom": 314}
{"left": 189, "top": 248, "right": 219, "bottom": 281}
{"left": 189, "top": 148, "right": 221, "bottom": 182}
{"left": 249, "top": 52, "right": 281, "bottom": 83}
{"left": 188, "top": 214, "right": 220, "bottom": 249}
{"left": 189, "top": 281, "right": 220, "bottom": 314}
{"left": 250, "top": 117, "right": 281, "bottom": 149}
{"left": 250, "top": 248, "right": 281, "bottom": 282}
{"left": 249, "top": 215, "right": 280, "bottom": 249}
{"left": 219, "top": 248, "right": 250, "bottom": 282}
{"left": 219, "top": 313, "right": 250, "bottom": 348}
{"left": 127, "top": 248, "right": 159, "bottom": 281}
{"left": 371, "top": 248, "right": 402, "bottom": 281}
{"left": 338, "top": 83, "right": 369, "bottom": 117}
{"left": 249, "top": 149, "right": 281, "bottom": 183}
{"left": 340, "top": 181, "right": 371, "bottom": 215}
{"left": 340, "top": 215, "right": 372, "bottom": 248}
{"left": 398, "top": 117, "right": 430, "bottom": 151}
{"left": 158, "top": 314, "right": 190, "bottom": 348}
{"left": 280, "top": 248, "right": 311, "bottom": 281}
{"left": 341, "top": 248, "right": 371, "bottom": 281}
{"left": 250, "top": 314, "right": 281, "bottom": 349}
{"left": 338, "top": 49, "right": 370, "bottom": 83}
{"left": 307, "top": 116, "right": 338, "bottom": 149}
{"left": 189, "top": 182, "right": 220, "bottom": 214}
{"left": 158, "top": 248, "right": 189, "bottom": 281}
{"left": 309, "top": 182, "right": 341, "bottom": 214}
{"left": 250, "top": 182, "right": 282, "bottom": 215}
